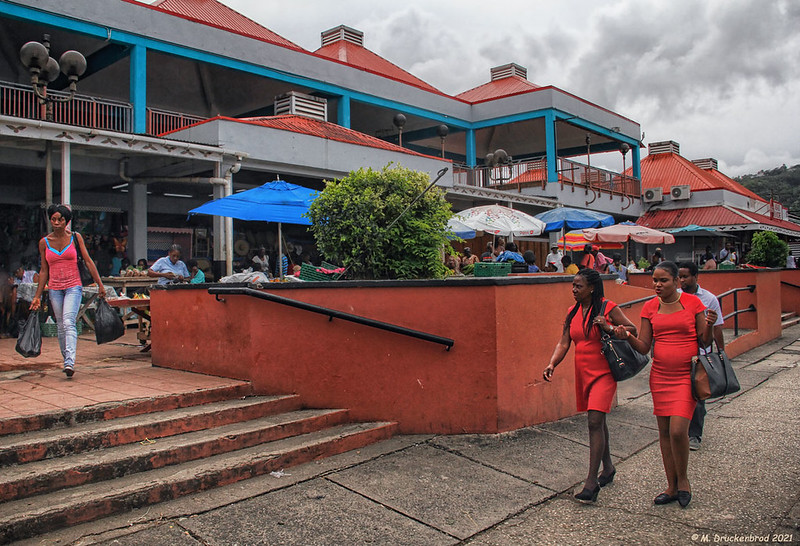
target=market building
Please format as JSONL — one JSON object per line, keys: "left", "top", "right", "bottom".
{"left": 0, "top": 0, "right": 643, "bottom": 276}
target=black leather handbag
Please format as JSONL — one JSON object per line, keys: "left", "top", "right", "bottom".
{"left": 691, "top": 341, "right": 740, "bottom": 400}
{"left": 76, "top": 252, "right": 94, "bottom": 286}
{"left": 599, "top": 301, "right": 650, "bottom": 381}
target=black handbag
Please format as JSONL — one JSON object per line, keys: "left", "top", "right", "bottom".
{"left": 75, "top": 239, "right": 94, "bottom": 286}
{"left": 599, "top": 301, "right": 650, "bottom": 381}
{"left": 691, "top": 341, "right": 740, "bottom": 400}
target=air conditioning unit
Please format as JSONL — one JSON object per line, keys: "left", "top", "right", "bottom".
{"left": 670, "top": 185, "right": 691, "bottom": 200}
{"left": 643, "top": 188, "right": 663, "bottom": 203}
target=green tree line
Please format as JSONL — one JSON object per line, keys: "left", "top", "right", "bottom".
{"left": 736, "top": 164, "right": 800, "bottom": 215}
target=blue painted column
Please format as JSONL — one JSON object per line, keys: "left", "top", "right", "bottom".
{"left": 466, "top": 129, "right": 476, "bottom": 167}
{"left": 337, "top": 95, "right": 351, "bottom": 128}
{"left": 545, "top": 111, "right": 558, "bottom": 183}
{"left": 129, "top": 44, "right": 147, "bottom": 134}
{"left": 632, "top": 144, "right": 642, "bottom": 180}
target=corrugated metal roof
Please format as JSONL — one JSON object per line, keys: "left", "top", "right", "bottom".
{"left": 637, "top": 205, "right": 800, "bottom": 235}
{"left": 313, "top": 40, "right": 440, "bottom": 93}
{"left": 150, "top": 0, "right": 302, "bottom": 50}
{"left": 175, "top": 115, "right": 444, "bottom": 160}
{"left": 636, "top": 151, "right": 766, "bottom": 203}
{"left": 455, "top": 76, "right": 541, "bottom": 103}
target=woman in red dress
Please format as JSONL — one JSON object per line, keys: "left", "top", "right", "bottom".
{"left": 543, "top": 269, "right": 637, "bottom": 502}
{"left": 618, "top": 261, "right": 715, "bottom": 508}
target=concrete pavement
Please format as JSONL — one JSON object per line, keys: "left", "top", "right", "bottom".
{"left": 8, "top": 326, "right": 800, "bottom": 546}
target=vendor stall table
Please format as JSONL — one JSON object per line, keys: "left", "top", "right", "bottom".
{"left": 101, "top": 276, "right": 154, "bottom": 297}
{"left": 107, "top": 297, "right": 151, "bottom": 351}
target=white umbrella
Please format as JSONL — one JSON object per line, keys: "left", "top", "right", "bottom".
{"left": 452, "top": 204, "right": 545, "bottom": 237}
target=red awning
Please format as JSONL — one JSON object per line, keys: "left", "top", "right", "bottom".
{"left": 638, "top": 206, "right": 800, "bottom": 237}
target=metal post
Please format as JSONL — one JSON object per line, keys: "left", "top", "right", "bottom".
{"left": 733, "top": 291, "right": 739, "bottom": 336}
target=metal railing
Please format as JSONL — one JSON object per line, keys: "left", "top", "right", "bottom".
{"left": 452, "top": 157, "right": 641, "bottom": 198}
{"left": 147, "top": 107, "right": 206, "bottom": 136}
{"left": 0, "top": 81, "right": 132, "bottom": 132}
{"left": 618, "top": 284, "right": 756, "bottom": 337}
{"left": 208, "top": 286, "right": 455, "bottom": 350}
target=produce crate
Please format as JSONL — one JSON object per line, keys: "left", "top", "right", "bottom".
{"left": 41, "top": 320, "right": 83, "bottom": 337}
{"left": 474, "top": 262, "right": 512, "bottom": 277}
{"left": 718, "top": 263, "right": 736, "bottom": 270}
{"left": 299, "top": 262, "right": 344, "bottom": 282}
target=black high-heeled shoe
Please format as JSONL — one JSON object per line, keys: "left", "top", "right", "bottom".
{"left": 653, "top": 492, "right": 678, "bottom": 505}
{"left": 598, "top": 469, "right": 616, "bottom": 487}
{"left": 575, "top": 484, "right": 600, "bottom": 502}
{"left": 677, "top": 490, "right": 692, "bottom": 508}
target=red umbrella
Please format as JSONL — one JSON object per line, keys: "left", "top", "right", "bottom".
{"left": 582, "top": 224, "right": 675, "bottom": 244}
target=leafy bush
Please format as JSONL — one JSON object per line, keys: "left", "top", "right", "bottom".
{"left": 307, "top": 165, "right": 453, "bottom": 279}
{"left": 745, "top": 231, "right": 788, "bottom": 267}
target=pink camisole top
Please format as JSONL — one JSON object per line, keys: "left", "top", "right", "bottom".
{"left": 45, "top": 235, "right": 82, "bottom": 290}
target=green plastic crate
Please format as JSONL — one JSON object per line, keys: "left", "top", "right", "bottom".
{"left": 299, "top": 262, "right": 343, "bottom": 282}
{"left": 718, "top": 262, "right": 736, "bottom": 270}
{"left": 41, "top": 320, "right": 83, "bottom": 337}
{"left": 474, "top": 262, "right": 512, "bottom": 277}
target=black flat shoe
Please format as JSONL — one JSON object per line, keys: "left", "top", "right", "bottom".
{"left": 598, "top": 469, "right": 616, "bottom": 487}
{"left": 677, "top": 490, "right": 692, "bottom": 508}
{"left": 654, "top": 492, "right": 678, "bottom": 505}
{"left": 575, "top": 484, "right": 600, "bottom": 502}
{"left": 63, "top": 367, "right": 74, "bottom": 378}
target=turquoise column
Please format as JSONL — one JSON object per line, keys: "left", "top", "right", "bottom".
{"left": 545, "top": 111, "right": 558, "bottom": 183}
{"left": 337, "top": 95, "right": 351, "bottom": 128}
{"left": 632, "top": 144, "right": 642, "bottom": 180}
{"left": 466, "top": 129, "right": 476, "bottom": 167}
{"left": 129, "top": 44, "right": 147, "bottom": 134}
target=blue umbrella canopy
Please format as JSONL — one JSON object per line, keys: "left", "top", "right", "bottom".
{"left": 534, "top": 207, "right": 615, "bottom": 232}
{"left": 189, "top": 180, "right": 317, "bottom": 225}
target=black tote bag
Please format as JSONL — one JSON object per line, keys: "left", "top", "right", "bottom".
{"left": 691, "top": 341, "right": 740, "bottom": 400}
{"left": 598, "top": 301, "right": 650, "bottom": 382}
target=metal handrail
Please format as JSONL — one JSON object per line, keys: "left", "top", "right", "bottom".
{"left": 781, "top": 281, "right": 800, "bottom": 290}
{"left": 618, "top": 284, "right": 756, "bottom": 336}
{"left": 208, "top": 286, "right": 454, "bottom": 350}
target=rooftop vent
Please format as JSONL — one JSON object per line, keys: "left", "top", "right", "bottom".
{"left": 648, "top": 141, "right": 680, "bottom": 155}
{"left": 490, "top": 63, "right": 527, "bottom": 81}
{"left": 691, "top": 158, "right": 718, "bottom": 170}
{"left": 274, "top": 92, "right": 327, "bottom": 122}
{"left": 321, "top": 25, "right": 364, "bottom": 47}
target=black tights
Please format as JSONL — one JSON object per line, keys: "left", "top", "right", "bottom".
{"left": 585, "top": 410, "right": 614, "bottom": 488}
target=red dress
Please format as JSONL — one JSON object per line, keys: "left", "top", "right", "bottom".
{"left": 569, "top": 299, "right": 617, "bottom": 413}
{"left": 641, "top": 292, "right": 705, "bottom": 420}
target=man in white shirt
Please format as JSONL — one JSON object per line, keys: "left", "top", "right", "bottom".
{"left": 678, "top": 262, "right": 725, "bottom": 452}
{"left": 545, "top": 244, "right": 563, "bottom": 272}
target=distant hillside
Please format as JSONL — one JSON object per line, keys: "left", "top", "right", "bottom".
{"left": 736, "top": 164, "right": 800, "bottom": 215}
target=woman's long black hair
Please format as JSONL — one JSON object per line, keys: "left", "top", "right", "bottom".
{"left": 563, "top": 268, "right": 605, "bottom": 336}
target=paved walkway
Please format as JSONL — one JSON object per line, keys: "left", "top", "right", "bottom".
{"left": 5, "top": 327, "right": 800, "bottom": 545}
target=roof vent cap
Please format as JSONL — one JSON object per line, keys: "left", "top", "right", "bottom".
{"left": 321, "top": 25, "right": 364, "bottom": 47}
{"left": 274, "top": 91, "right": 327, "bottom": 122}
{"left": 490, "top": 63, "right": 527, "bottom": 81}
{"left": 648, "top": 140, "right": 680, "bottom": 155}
{"left": 691, "top": 158, "right": 718, "bottom": 170}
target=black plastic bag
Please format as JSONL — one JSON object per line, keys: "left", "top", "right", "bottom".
{"left": 15, "top": 311, "right": 41, "bottom": 358}
{"left": 94, "top": 299, "right": 124, "bottom": 344}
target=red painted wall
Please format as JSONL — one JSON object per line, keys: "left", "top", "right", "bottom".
{"left": 780, "top": 269, "right": 800, "bottom": 315}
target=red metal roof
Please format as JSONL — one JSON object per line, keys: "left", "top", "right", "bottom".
{"left": 637, "top": 205, "right": 800, "bottom": 235}
{"left": 149, "top": 0, "right": 302, "bottom": 50}
{"left": 455, "top": 76, "right": 541, "bottom": 103}
{"left": 636, "top": 152, "right": 766, "bottom": 203}
{"left": 169, "top": 115, "right": 445, "bottom": 160}
{"left": 314, "top": 40, "right": 440, "bottom": 93}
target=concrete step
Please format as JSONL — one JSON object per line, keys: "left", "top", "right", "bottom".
{"left": 781, "top": 316, "right": 800, "bottom": 329}
{"left": 781, "top": 311, "right": 796, "bottom": 321}
{"left": 0, "top": 394, "right": 301, "bottom": 466}
{"left": 0, "top": 408, "right": 350, "bottom": 503}
{"left": 0, "top": 382, "right": 254, "bottom": 437}
{"left": 0, "top": 421, "right": 397, "bottom": 543}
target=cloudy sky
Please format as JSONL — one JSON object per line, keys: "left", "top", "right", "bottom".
{"left": 219, "top": 0, "right": 799, "bottom": 177}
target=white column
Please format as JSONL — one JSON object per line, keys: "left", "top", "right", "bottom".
{"left": 60, "top": 142, "right": 70, "bottom": 205}
{"left": 129, "top": 182, "right": 148, "bottom": 264}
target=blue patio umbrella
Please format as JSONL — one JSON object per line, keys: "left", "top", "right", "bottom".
{"left": 534, "top": 207, "right": 615, "bottom": 232}
{"left": 189, "top": 180, "right": 318, "bottom": 278}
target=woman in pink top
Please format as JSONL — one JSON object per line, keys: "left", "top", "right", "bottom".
{"left": 31, "top": 205, "right": 105, "bottom": 378}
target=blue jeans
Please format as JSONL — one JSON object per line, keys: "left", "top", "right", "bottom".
{"left": 48, "top": 286, "right": 83, "bottom": 369}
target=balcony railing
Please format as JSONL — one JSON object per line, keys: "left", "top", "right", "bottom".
{"left": 454, "top": 157, "right": 641, "bottom": 199}
{"left": 0, "top": 81, "right": 132, "bottom": 132}
{"left": 146, "top": 108, "right": 205, "bottom": 136}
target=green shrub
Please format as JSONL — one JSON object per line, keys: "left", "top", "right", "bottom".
{"left": 307, "top": 165, "right": 453, "bottom": 279}
{"left": 745, "top": 231, "right": 788, "bottom": 267}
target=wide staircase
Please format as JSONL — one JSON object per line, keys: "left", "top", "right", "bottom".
{"left": 781, "top": 311, "right": 800, "bottom": 329}
{"left": 0, "top": 383, "right": 396, "bottom": 543}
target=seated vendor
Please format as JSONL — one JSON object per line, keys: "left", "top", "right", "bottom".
{"left": 496, "top": 242, "right": 525, "bottom": 263}
{"left": 186, "top": 259, "right": 206, "bottom": 284}
{"left": 148, "top": 244, "right": 190, "bottom": 285}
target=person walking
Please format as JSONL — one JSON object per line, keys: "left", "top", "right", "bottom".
{"left": 618, "top": 261, "right": 715, "bottom": 508}
{"left": 30, "top": 204, "right": 106, "bottom": 378}
{"left": 543, "top": 268, "right": 637, "bottom": 503}
{"left": 678, "top": 262, "right": 725, "bottom": 451}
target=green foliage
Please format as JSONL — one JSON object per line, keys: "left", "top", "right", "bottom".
{"left": 736, "top": 164, "right": 800, "bottom": 214}
{"left": 307, "top": 165, "right": 453, "bottom": 279}
{"left": 637, "top": 257, "right": 650, "bottom": 269}
{"left": 745, "top": 231, "right": 788, "bottom": 267}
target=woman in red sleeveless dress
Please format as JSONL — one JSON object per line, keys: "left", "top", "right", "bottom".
{"left": 544, "top": 269, "right": 637, "bottom": 503}
{"left": 618, "top": 261, "right": 715, "bottom": 508}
